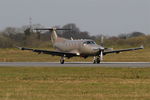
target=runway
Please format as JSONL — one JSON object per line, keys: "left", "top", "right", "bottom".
{"left": 0, "top": 62, "right": 149, "bottom": 67}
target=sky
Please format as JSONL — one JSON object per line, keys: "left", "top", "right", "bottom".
{"left": 0, "top": 0, "right": 149, "bottom": 36}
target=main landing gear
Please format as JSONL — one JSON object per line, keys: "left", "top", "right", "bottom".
{"left": 60, "top": 56, "right": 65, "bottom": 64}
{"left": 93, "top": 56, "right": 101, "bottom": 64}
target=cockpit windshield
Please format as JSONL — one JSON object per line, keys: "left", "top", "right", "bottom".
{"left": 83, "top": 41, "right": 96, "bottom": 45}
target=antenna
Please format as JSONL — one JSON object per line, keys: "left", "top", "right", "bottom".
{"left": 29, "top": 17, "right": 32, "bottom": 32}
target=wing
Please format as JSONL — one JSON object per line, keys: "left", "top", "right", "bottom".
{"left": 103, "top": 46, "right": 144, "bottom": 55}
{"left": 17, "top": 47, "right": 77, "bottom": 58}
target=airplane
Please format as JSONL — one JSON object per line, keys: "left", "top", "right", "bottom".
{"left": 18, "top": 28, "right": 144, "bottom": 64}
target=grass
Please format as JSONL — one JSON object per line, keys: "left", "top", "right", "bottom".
{"left": 0, "top": 47, "right": 149, "bottom": 100}
{"left": 0, "top": 47, "right": 149, "bottom": 62}
{"left": 0, "top": 67, "right": 150, "bottom": 100}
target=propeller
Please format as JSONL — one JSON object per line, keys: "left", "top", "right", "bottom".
{"left": 100, "top": 35, "right": 104, "bottom": 46}
{"left": 96, "top": 47, "right": 104, "bottom": 61}
{"left": 100, "top": 35, "right": 104, "bottom": 61}
{"left": 100, "top": 35, "right": 113, "bottom": 51}
{"left": 100, "top": 50, "right": 103, "bottom": 61}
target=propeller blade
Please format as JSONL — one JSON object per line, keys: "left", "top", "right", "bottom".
{"left": 100, "top": 50, "right": 103, "bottom": 61}
{"left": 100, "top": 35, "right": 104, "bottom": 46}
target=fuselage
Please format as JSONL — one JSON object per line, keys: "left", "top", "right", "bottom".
{"left": 53, "top": 38, "right": 104, "bottom": 56}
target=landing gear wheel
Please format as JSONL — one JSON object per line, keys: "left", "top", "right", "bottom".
{"left": 93, "top": 57, "right": 96, "bottom": 64}
{"left": 93, "top": 60, "right": 96, "bottom": 64}
{"left": 96, "top": 58, "right": 100, "bottom": 64}
{"left": 60, "top": 59, "right": 64, "bottom": 64}
{"left": 97, "top": 60, "right": 100, "bottom": 64}
{"left": 93, "top": 57, "right": 101, "bottom": 64}
{"left": 60, "top": 57, "right": 65, "bottom": 64}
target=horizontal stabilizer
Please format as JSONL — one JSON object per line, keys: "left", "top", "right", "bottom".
{"left": 34, "top": 28, "right": 71, "bottom": 31}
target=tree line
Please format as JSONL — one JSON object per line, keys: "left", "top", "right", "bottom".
{"left": 0, "top": 23, "right": 149, "bottom": 48}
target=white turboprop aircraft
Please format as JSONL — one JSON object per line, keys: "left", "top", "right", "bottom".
{"left": 18, "top": 28, "right": 144, "bottom": 64}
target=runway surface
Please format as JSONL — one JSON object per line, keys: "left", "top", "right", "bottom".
{"left": 0, "top": 62, "right": 150, "bottom": 67}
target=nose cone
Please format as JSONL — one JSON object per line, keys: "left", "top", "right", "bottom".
{"left": 82, "top": 44, "right": 104, "bottom": 54}
{"left": 92, "top": 46, "right": 104, "bottom": 51}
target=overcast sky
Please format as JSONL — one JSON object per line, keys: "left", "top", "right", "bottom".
{"left": 0, "top": 0, "right": 149, "bottom": 35}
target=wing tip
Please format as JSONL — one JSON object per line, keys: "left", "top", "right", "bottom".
{"left": 16, "top": 46, "right": 25, "bottom": 50}
{"left": 16, "top": 46, "right": 22, "bottom": 50}
{"left": 140, "top": 45, "right": 144, "bottom": 49}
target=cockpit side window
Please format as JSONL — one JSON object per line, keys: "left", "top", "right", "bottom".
{"left": 83, "top": 41, "right": 96, "bottom": 45}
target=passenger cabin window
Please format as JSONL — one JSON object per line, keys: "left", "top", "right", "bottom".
{"left": 83, "top": 41, "right": 96, "bottom": 45}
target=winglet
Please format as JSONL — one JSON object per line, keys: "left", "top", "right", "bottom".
{"left": 16, "top": 46, "right": 23, "bottom": 50}
{"left": 16, "top": 46, "right": 33, "bottom": 51}
{"left": 140, "top": 45, "right": 144, "bottom": 49}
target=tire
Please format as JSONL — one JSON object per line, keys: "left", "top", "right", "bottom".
{"left": 93, "top": 60, "right": 96, "bottom": 64}
{"left": 60, "top": 59, "right": 64, "bottom": 64}
{"left": 96, "top": 58, "right": 100, "bottom": 64}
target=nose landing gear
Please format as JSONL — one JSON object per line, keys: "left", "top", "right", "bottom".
{"left": 93, "top": 56, "right": 101, "bottom": 64}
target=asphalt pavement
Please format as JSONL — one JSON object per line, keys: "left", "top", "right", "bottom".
{"left": 0, "top": 62, "right": 149, "bottom": 67}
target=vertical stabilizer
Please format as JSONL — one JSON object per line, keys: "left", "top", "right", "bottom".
{"left": 51, "top": 28, "right": 58, "bottom": 44}
{"left": 34, "top": 28, "right": 71, "bottom": 45}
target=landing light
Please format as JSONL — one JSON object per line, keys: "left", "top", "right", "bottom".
{"left": 76, "top": 53, "right": 80, "bottom": 55}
